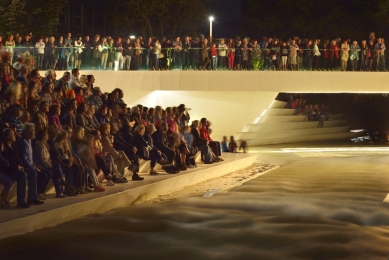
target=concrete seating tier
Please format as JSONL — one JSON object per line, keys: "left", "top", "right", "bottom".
{"left": 237, "top": 100, "right": 357, "bottom": 145}
{"left": 0, "top": 153, "right": 258, "bottom": 240}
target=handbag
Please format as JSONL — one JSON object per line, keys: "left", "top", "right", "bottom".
{"left": 158, "top": 53, "right": 164, "bottom": 59}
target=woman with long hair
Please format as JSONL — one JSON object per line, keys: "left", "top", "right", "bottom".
{"left": 5, "top": 35, "right": 15, "bottom": 65}
{"left": 100, "top": 38, "right": 109, "bottom": 70}
{"left": 115, "top": 37, "right": 124, "bottom": 70}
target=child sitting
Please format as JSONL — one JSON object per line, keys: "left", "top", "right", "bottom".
{"left": 221, "top": 136, "right": 229, "bottom": 152}
{"left": 228, "top": 136, "right": 237, "bottom": 153}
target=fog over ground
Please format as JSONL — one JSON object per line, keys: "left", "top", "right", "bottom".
{"left": 1, "top": 145, "right": 389, "bottom": 260}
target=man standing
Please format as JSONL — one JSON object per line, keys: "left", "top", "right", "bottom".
{"left": 64, "top": 32, "right": 74, "bottom": 70}
{"left": 375, "top": 38, "right": 386, "bottom": 71}
{"left": 56, "top": 71, "right": 71, "bottom": 97}
{"left": 183, "top": 36, "right": 191, "bottom": 70}
{"left": 172, "top": 36, "right": 183, "bottom": 70}
{"left": 83, "top": 35, "right": 91, "bottom": 69}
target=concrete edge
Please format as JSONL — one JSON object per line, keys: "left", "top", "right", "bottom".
{"left": 0, "top": 154, "right": 258, "bottom": 240}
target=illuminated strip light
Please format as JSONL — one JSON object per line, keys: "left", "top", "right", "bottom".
{"left": 281, "top": 147, "right": 389, "bottom": 153}
{"left": 350, "top": 129, "right": 366, "bottom": 133}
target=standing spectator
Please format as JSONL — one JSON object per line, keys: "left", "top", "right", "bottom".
{"left": 218, "top": 39, "right": 228, "bottom": 70}
{"left": 134, "top": 38, "right": 143, "bottom": 70}
{"left": 64, "top": 32, "right": 74, "bottom": 70}
{"left": 341, "top": 40, "right": 350, "bottom": 71}
{"left": 329, "top": 40, "right": 340, "bottom": 70}
{"left": 107, "top": 38, "right": 115, "bottom": 70}
{"left": 375, "top": 38, "right": 386, "bottom": 71}
{"left": 211, "top": 43, "right": 218, "bottom": 70}
{"left": 5, "top": 35, "right": 15, "bottom": 65}
{"left": 100, "top": 38, "right": 109, "bottom": 70}
{"left": 201, "top": 39, "right": 211, "bottom": 70}
{"left": 123, "top": 38, "right": 133, "bottom": 70}
{"left": 289, "top": 40, "right": 299, "bottom": 71}
{"left": 304, "top": 40, "right": 313, "bottom": 70}
{"left": 367, "top": 40, "right": 375, "bottom": 71}
{"left": 322, "top": 40, "right": 330, "bottom": 70}
{"left": 83, "top": 35, "right": 91, "bottom": 69}
{"left": 312, "top": 39, "right": 321, "bottom": 70}
{"left": 242, "top": 39, "right": 251, "bottom": 70}
{"left": 151, "top": 39, "right": 161, "bottom": 70}
{"left": 91, "top": 34, "right": 101, "bottom": 70}
{"left": 47, "top": 36, "right": 58, "bottom": 70}
{"left": 280, "top": 42, "right": 288, "bottom": 70}
{"left": 182, "top": 36, "right": 191, "bottom": 70}
{"left": 74, "top": 37, "right": 83, "bottom": 69}
{"left": 35, "top": 37, "right": 45, "bottom": 69}
{"left": 172, "top": 36, "right": 183, "bottom": 69}
{"left": 297, "top": 39, "right": 304, "bottom": 70}
{"left": 349, "top": 41, "right": 361, "bottom": 71}
{"left": 235, "top": 40, "right": 242, "bottom": 70}
{"left": 360, "top": 40, "right": 369, "bottom": 71}
{"left": 227, "top": 38, "right": 235, "bottom": 70}
{"left": 56, "top": 36, "right": 66, "bottom": 70}
{"left": 115, "top": 37, "right": 124, "bottom": 70}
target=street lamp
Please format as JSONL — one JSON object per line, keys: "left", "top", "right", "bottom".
{"left": 209, "top": 16, "right": 214, "bottom": 43}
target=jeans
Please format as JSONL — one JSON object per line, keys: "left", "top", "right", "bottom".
{"left": 115, "top": 52, "right": 124, "bottom": 70}
{"left": 8, "top": 169, "right": 37, "bottom": 203}
{"left": 228, "top": 55, "right": 234, "bottom": 69}
{"left": 183, "top": 53, "right": 190, "bottom": 69}
{"left": 37, "top": 53, "right": 44, "bottom": 69}
{"left": 351, "top": 59, "right": 358, "bottom": 70}
{"left": 37, "top": 168, "right": 52, "bottom": 195}
{"left": 124, "top": 56, "right": 132, "bottom": 70}
{"left": 152, "top": 54, "right": 159, "bottom": 69}
{"left": 304, "top": 56, "right": 312, "bottom": 70}
{"left": 218, "top": 56, "right": 226, "bottom": 69}
{"left": 197, "top": 145, "right": 212, "bottom": 163}
{"left": 377, "top": 56, "right": 386, "bottom": 71}
{"left": 101, "top": 53, "right": 108, "bottom": 69}
{"left": 212, "top": 56, "right": 218, "bottom": 69}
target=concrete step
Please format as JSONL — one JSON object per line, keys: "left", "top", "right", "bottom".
{"left": 258, "top": 115, "right": 308, "bottom": 123}
{"left": 238, "top": 126, "right": 350, "bottom": 140}
{"left": 0, "top": 153, "right": 259, "bottom": 240}
{"left": 266, "top": 108, "right": 296, "bottom": 116}
{"left": 329, "top": 114, "right": 344, "bottom": 120}
{"left": 270, "top": 100, "right": 288, "bottom": 108}
{"left": 244, "top": 132, "right": 358, "bottom": 146}
{"left": 241, "top": 119, "right": 349, "bottom": 132}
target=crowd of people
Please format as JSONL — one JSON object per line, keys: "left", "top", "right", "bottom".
{"left": 287, "top": 94, "right": 332, "bottom": 127}
{"left": 0, "top": 62, "right": 227, "bottom": 209}
{"left": 0, "top": 31, "right": 387, "bottom": 71}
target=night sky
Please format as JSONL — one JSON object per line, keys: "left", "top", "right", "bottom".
{"left": 210, "top": 0, "right": 241, "bottom": 23}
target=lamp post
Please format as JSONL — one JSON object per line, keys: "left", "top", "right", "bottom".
{"left": 209, "top": 16, "right": 214, "bottom": 43}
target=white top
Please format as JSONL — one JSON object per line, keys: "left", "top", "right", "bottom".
{"left": 218, "top": 44, "right": 227, "bottom": 56}
{"left": 313, "top": 44, "right": 321, "bottom": 56}
{"left": 35, "top": 42, "right": 45, "bottom": 54}
{"left": 74, "top": 41, "right": 83, "bottom": 53}
{"left": 153, "top": 43, "right": 161, "bottom": 55}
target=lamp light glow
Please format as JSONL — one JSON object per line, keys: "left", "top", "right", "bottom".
{"left": 209, "top": 16, "right": 214, "bottom": 21}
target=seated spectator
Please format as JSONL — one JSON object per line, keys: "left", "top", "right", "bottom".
{"left": 221, "top": 136, "right": 229, "bottom": 152}
{"left": 80, "top": 74, "right": 88, "bottom": 88}
{"left": 74, "top": 86, "right": 84, "bottom": 105}
{"left": 33, "top": 130, "right": 66, "bottom": 198}
{"left": 32, "top": 101, "right": 49, "bottom": 134}
{"left": 15, "top": 124, "right": 47, "bottom": 204}
{"left": 228, "top": 136, "right": 237, "bottom": 153}
{"left": 15, "top": 64, "right": 29, "bottom": 86}
{"left": 3, "top": 81, "right": 22, "bottom": 106}
{"left": 95, "top": 105, "right": 108, "bottom": 125}
{"left": 42, "top": 69, "right": 56, "bottom": 86}
{"left": 4, "top": 104, "right": 24, "bottom": 136}
{"left": 86, "top": 104, "right": 100, "bottom": 129}
{"left": 76, "top": 102, "right": 94, "bottom": 133}
{"left": 65, "top": 89, "right": 75, "bottom": 99}
{"left": 0, "top": 140, "right": 15, "bottom": 208}
{"left": 70, "top": 129, "right": 106, "bottom": 190}
{"left": 99, "top": 123, "right": 143, "bottom": 181}
{"left": 133, "top": 124, "right": 168, "bottom": 175}
{"left": 47, "top": 104, "right": 63, "bottom": 130}
{"left": 51, "top": 87, "right": 66, "bottom": 109}
{"left": 190, "top": 120, "right": 213, "bottom": 164}
{"left": 183, "top": 125, "right": 197, "bottom": 168}
{"left": 1, "top": 128, "right": 38, "bottom": 208}
{"left": 152, "top": 122, "right": 182, "bottom": 173}
{"left": 200, "top": 118, "right": 222, "bottom": 161}
{"left": 51, "top": 128, "right": 83, "bottom": 196}
{"left": 19, "top": 82, "right": 29, "bottom": 110}
{"left": 56, "top": 71, "right": 70, "bottom": 97}
{"left": 40, "top": 82, "right": 53, "bottom": 106}
{"left": 60, "top": 98, "right": 77, "bottom": 129}
{"left": 68, "top": 68, "right": 81, "bottom": 89}
{"left": 86, "top": 87, "right": 103, "bottom": 108}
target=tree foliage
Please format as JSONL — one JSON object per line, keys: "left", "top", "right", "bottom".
{"left": 105, "top": 0, "right": 211, "bottom": 38}
{"left": 0, "top": 0, "right": 64, "bottom": 36}
{"left": 243, "top": 0, "right": 389, "bottom": 40}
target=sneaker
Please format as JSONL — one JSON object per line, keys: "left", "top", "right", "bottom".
{"left": 150, "top": 170, "right": 159, "bottom": 175}
{"left": 179, "top": 165, "right": 188, "bottom": 171}
{"left": 115, "top": 178, "right": 128, "bottom": 183}
{"left": 107, "top": 180, "right": 115, "bottom": 186}
{"left": 27, "top": 199, "right": 44, "bottom": 205}
{"left": 204, "top": 161, "right": 213, "bottom": 164}
{"left": 64, "top": 188, "right": 78, "bottom": 196}
{"left": 132, "top": 174, "right": 144, "bottom": 181}
{"left": 38, "top": 194, "right": 47, "bottom": 200}
{"left": 186, "top": 164, "right": 194, "bottom": 168}
{"left": 17, "top": 202, "right": 31, "bottom": 209}
{"left": 76, "top": 187, "right": 87, "bottom": 194}
{"left": 93, "top": 186, "right": 105, "bottom": 192}
{"left": 56, "top": 193, "right": 67, "bottom": 198}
